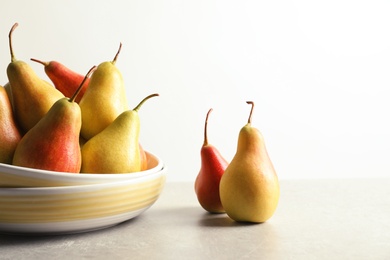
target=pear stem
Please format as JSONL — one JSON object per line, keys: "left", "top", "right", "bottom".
{"left": 69, "top": 66, "right": 96, "bottom": 102}
{"left": 246, "top": 101, "right": 254, "bottom": 124}
{"left": 30, "top": 58, "right": 49, "bottom": 67}
{"left": 204, "top": 108, "right": 212, "bottom": 146}
{"left": 133, "top": 93, "right": 159, "bottom": 112}
{"left": 9, "top": 23, "right": 18, "bottom": 63}
{"left": 112, "top": 42, "right": 122, "bottom": 64}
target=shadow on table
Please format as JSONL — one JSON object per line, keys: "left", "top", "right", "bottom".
{"left": 197, "top": 212, "right": 263, "bottom": 227}
{"left": 0, "top": 216, "right": 140, "bottom": 245}
{"left": 149, "top": 205, "right": 262, "bottom": 227}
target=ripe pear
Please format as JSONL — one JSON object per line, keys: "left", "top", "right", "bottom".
{"left": 3, "top": 83, "right": 13, "bottom": 109}
{"left": 0, "top": 85, "right": 22, "bottom": 164}
{"left": 6, "top": 23, "right": 64, "bottom": 133}
{"left": 219, "top": 101, "right": 280, "bottom": 223}
{"left": 195, "top": 108, "right": 228, "bottom": 213}
{"left": 12, "top": 67, "right": 95, "bottom": 173}
{"left": 139, "top": 143, "right": 148, "bottom": 171}
{"left": 81, "top": 93, "right": 159, "bottom": 174}
{"left": 79, "top": 43, "right": 129, "bottom": 140}
{"left": 30, "top": 58, "right": 90, "bottom": 103}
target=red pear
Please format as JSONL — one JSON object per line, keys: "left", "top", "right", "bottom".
{"left": 12, "top": 66, "right": 95, "bottom": 173}
{"left": 0, "top": 85, "right": 22, "bottom": 164}
{"left": 31, "top": 58, "right": 90, "bottom": 103}
{"left": 195, "top": 108, "right": 228, "bottom": 213}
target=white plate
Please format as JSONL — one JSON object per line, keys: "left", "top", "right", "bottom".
{"left": 0, "top": 167, "right": 166, "bottom": 235}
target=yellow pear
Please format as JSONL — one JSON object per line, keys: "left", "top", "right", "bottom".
{"left": 79, "top": 43, "right": 129, "bottom": 140}
{"left": 6, "top": 23, "right": 64, "bottom": 133}
{"left": 219, "top": 101, "right": 280, "bottom": 223}
{"left": 81, "top": 93, "right": 159, "bottom": 174}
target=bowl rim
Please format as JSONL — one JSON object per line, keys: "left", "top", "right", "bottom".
{"left": 0, "top": 151, "right": 163, "bottom": 183}
{"left": 0, "top": 165, "right": 167, "bottom": 194}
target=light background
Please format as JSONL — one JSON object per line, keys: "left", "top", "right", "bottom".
{"left": 2, "top": 0, "right": 390, "bottom": 182}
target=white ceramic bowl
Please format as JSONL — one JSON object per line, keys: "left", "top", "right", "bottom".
{"left": 0, "top": 166, "right": 166, "bottom": 235}
{"left": 0, "top": 151, "right": 163, "bottom": 187}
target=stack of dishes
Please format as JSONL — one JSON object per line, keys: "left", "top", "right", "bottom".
{"left": 0, "top": 151, "right": 166, "bottom": 235}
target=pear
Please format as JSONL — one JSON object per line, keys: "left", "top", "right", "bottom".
{"left": 195, "top": 108, "right": 228, "bottom": 213}
{"left": 3, "top": 83, "right": 13, "bottom": 109}
{"left": 0, "top": 85, "right": 22, "bottom": 164}
{"left": 219, "top": 101, "right": 280, "bottom": 223}
{"left": 30, "top": 58, "right": 90, "bottom": 103}
{"left": 6, "top": 23, "right": 64, "bottom": 133}
{"left": 12, "top": 66, "right": 95, "bottom": 173}
{"left": 81, "top": 93, "right": 159, "bottom": 174}
{"left": 79, "top": 43, "right": 129, "bottom": 140}
{"left": 139, "top": 143, "right": 148, "bottom": 171}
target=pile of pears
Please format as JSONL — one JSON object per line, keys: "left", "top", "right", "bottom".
{"left": 195, "top": 102, "right": 280, "bottom": 223}
{"left": 0, "top": 23, "right": 158, "bottom": 174}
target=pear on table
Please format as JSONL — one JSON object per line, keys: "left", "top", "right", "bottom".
{"left": 0, "top": 85, "right": 22, "bottom": 164}
{"left": 219, "top": 101, "right": 280, "bottom": 223}
{"left": 6, "top": 23, "right": 64, "bottom": 133}
{"left": 195, "top": 108, "right": 228, "bottom": 213}
{"left": 79, "top": 43, "right": 129, "bottom": 140}
{"left": 81, "top": 93, "right": 159, "bottom": 174}
{"left": 31, "top": 58, "right": 90, "bottom": 103}
{"left": 12, "top": 66, "right": 96, "bottom": 173}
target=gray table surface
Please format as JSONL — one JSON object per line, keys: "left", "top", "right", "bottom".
{"left": 1, "top": 179, "right": 389, "bottom": 260}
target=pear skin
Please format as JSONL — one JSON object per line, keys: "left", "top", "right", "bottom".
{"left": 31, "top": 58, "right": 90, "bottom": 103}
{"left": 0, "top": 85, "right": 22, "bottom": 164}
{"left": 3, "top": 83, "right": 13, "bottom": 109}
{"left": 79, "top": 43, "right": 129, "bottom": 140}
{"left": 219, "top": 101, "right": 279, "bottom": 223}
{"left": 6, "top": 23, "right": 64, "bottom": 133}
{"left": 12, "top": 67, "right": 95, "bottom": 173}
{"left": 81, "top": 93, "right": 159, "bottom": 174}
{"left": 139, "top": 143, "right": 148, "bottom": 171}
{"left": 195, "top": 108, "right": 228, "bottom": 213}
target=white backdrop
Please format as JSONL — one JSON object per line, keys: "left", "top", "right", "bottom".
{"left": 2, "top": 0, "right": 390, "bottom": 182}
